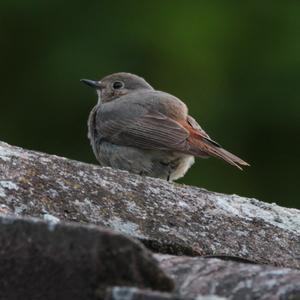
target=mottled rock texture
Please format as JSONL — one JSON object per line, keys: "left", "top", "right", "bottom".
{"left": 0, "top": 215, "right": 173, "bottom": 300}
{"left": 0, "top": 141, "right": 299, "bottom": 269}
{"left": 157, "top": 255, "right": 300, "bottom": 300}
{"left": 105, "top": 287, "right": 226, "bottom": 300}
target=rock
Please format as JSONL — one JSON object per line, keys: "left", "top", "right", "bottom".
{"left": 0, "top": 140, "right": 300, "bottom": 269}
{"left": 0, "top": 215, "right": 173, "bottom": 300}
{"left": 156, "top": 254, "right": 300, "bottom": 300}
{"left": 105, "top": 287, "right": 227, "bottom": 300}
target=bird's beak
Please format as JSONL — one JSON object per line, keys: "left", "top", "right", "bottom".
{"left": 80, "top": 79, "right": 102, "bottom": 89}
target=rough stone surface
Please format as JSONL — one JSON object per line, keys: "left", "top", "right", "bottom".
{"left": 0, "top": 141, "right": 300, "bottom": 269}
{"left": 0, "top": 215, "right": 173, "bottom": 300}
{"left": 105, "top": 287, "right": 226, "bottom": 300}
{"left": 156, "top": 254, "right": 300, "bottom": 300}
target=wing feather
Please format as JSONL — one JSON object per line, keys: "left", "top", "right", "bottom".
{"left": 99, "top": 112, "right": 189, "bottom": 151}
{"left": 96, "top": 100, "right": 249, "bottom": 170}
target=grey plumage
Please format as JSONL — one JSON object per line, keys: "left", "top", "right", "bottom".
{"left": 82, "top": 72, "right": 249, "bottom": 181}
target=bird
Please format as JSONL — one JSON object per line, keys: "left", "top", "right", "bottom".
{"left": 81, "top": 72, "right": 249, "bottom": 181}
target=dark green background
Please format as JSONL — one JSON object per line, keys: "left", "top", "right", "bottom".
{"left": 1, "top": 2, "right": 299, "bottom": 208}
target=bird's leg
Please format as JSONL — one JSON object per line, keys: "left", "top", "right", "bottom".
{"left": 167, "top": 168, "right": 171, "bottom": 182}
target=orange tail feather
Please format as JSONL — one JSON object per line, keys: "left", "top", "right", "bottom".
{"left": 189, "top": 137, "right": 250, "bottom": 170}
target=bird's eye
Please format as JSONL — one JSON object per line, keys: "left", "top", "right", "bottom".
{"left": 112, "top": 81, "right": 124, "bottom": 90}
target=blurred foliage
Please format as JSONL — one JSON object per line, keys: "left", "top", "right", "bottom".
{"left": 0, "top": 1, "right": 299, "bottom": 208}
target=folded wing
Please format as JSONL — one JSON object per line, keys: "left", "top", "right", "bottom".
{"left": 98, "top": 109, "right": 249, "bottom": 170}
{"left": 99, "top": 112, "right": 190, "bottom": 151}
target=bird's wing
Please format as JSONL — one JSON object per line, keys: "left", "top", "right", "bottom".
{"left": 97, "top": 101, "right": 249, "bottom": 169}
{"left": 98, "top": 110, "right": 190, "bottom": 151}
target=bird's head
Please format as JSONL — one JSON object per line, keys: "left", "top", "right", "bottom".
{"left": 81, "top": 72, "right": 153, "bottom": 103}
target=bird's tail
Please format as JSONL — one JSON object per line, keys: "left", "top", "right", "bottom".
{"left": 190, "top": 137, "right": 250, "bottom": 170}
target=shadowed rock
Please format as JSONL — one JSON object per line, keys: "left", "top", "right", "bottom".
{"left": 0, "top": 215, "right": 173, "bottom": 300}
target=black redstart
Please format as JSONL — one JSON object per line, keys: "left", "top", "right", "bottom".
{"left": 81, "top": 72, "right": 249, "bottom": 181}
